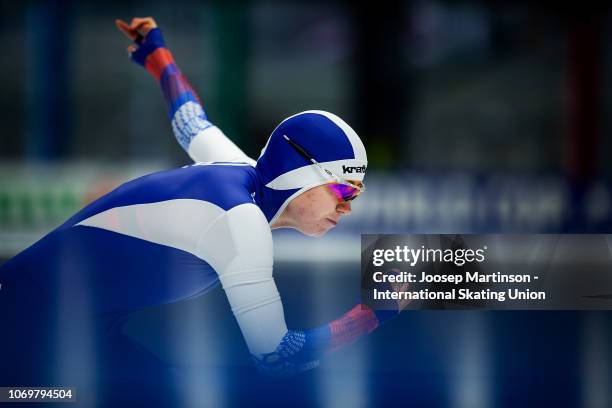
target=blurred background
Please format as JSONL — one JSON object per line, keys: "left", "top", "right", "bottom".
{"left": 1, "top": 0, "right": 612, "bottom": 407}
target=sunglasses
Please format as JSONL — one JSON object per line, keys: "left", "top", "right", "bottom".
{"left": 283, "top": 134, "right": 365, "bottom": 203}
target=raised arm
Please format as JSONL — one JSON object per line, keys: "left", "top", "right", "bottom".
{"left": 116, "top": 17, "right": 255, "bottom": 165}
{"left": 198, "top": 204, "right": 398, "bottom": 377}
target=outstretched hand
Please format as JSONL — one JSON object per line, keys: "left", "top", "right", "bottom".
{"left": 388, "top": 268, "right": 412, "bottom": 311}
{"left": 115, "top": 17, "right": 158, "bottom": 54}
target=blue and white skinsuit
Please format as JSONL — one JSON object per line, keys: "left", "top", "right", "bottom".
{"left": 0, "top": 28, "right": 396, "bottom": 379}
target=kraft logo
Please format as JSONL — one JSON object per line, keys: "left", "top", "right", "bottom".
{"left": 342, "top": 165, "right": 366, "bottom": 174}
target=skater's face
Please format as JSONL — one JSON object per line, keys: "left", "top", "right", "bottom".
{"left": 272, "top": 181, "right": 361, "bottom": 237}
